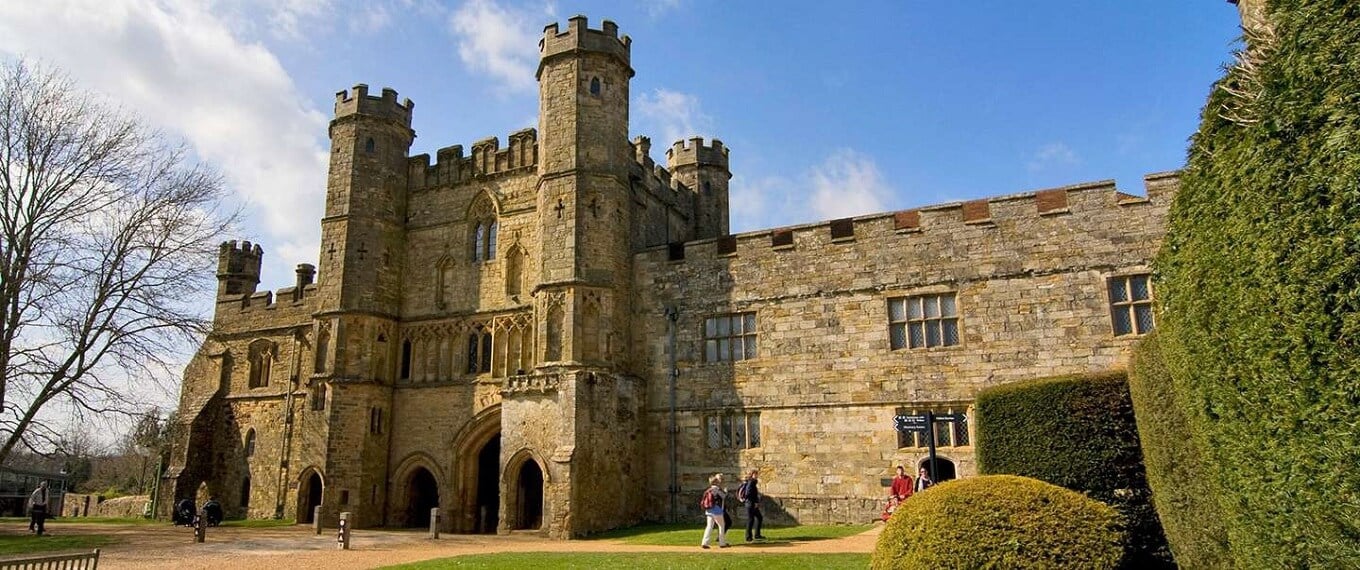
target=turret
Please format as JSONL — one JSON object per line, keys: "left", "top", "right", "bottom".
{"left": 217, "top": 240, "right": 263, "bottom": 297}
{"left": 667, "top": 137, "right": 732, "bottom": 239}
{"left": 317, "top": 83, "right": 415, "bottom": 315}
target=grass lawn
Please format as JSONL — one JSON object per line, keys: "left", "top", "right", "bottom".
{"left": 0, "top": 534, "right": 117, "bottom": 556}
{"left": 587, "top": 522, "right": 873, "bottom": 546}
{"left": 384, "top": 552, "right": 869, "bottom": 570}
{"left": 0, "top": 516, "right": 159, "bottom": 525}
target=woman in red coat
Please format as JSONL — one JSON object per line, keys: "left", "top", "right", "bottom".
{"left": 882, "top": 465, "right": 914, "bottom": 521}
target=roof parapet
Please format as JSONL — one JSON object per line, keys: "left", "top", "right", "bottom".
{"left": 333, "top": 83, "right": 414, "bottom": 125}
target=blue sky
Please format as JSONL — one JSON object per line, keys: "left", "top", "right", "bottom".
{"left": 0, "top": 1, "right": 1240, "bottom": 413}
{"left": 1, "top": 0, "right": 1242, "bottom": 288}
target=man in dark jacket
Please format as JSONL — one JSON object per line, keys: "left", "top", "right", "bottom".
{"left": 739, "top": 469, "right": 765, "bottom": 542}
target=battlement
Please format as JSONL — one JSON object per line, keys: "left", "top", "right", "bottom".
{"left": 538, "top": 15, "right": 632, "bottom": 78}
{"left": 217, "top": 240, "right": 263, "bottom": 297}
{"left": 409, "top": 128, "right": 538, "bottom": 189}
{"left": 666, "top": 137, "right": 730, "bottom": 170}
{"left": 334, "top": 83, "right": 414, "bottom": 125}
{"left": 644, "top": 173, "right": 1180, "bottom": 262}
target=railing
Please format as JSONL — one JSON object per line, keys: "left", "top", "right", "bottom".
{"left": 0, "top": 549, "right": 100, "bottom": 569}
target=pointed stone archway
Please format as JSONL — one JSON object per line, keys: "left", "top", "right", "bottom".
{"left": 405, "top": 467, "right": 440, "bottom": 528}
{"left": 504, "top": 448, "right": 547, "bottom": 532}
{"left": 296, "top": 468, "right": 323, "bottom": 524}
{"left": 451, "top": 405, "right": 502, "bottom": 534}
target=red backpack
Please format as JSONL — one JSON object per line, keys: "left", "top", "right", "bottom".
{"left": 700, "top": 487, "right": 716, "bottom": 509}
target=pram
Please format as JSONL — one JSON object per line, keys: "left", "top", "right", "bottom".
{"left": 202, "top": 500, "right": 223, "bottom": 526}
{"left": 174, "top": 499, "right": 196, "bottom": 526}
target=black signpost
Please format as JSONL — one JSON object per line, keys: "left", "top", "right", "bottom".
{"left": 892, "top": 410, "right": 966, "bottom": 485}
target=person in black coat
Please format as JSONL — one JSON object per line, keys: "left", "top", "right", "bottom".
{"left": 739, "top": 469, "right": 766, "bottom": 542}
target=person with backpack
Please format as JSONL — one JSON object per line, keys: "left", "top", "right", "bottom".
{"left": 699, "top": 473, "right": 730, "bottom": 548}
{"left": 737, "top": 469, "right": 765, "bottom": 542}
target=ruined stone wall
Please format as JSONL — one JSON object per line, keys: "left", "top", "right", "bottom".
{"left": 633, "top": 174, "right": 1178, "bottom": 523}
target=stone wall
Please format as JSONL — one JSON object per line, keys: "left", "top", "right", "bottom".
{"left": 632, "top": 174, "right": 1177, "bottom": 523}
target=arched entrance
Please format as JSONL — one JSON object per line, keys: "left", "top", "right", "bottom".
{"left": 514, "top": 459, "right": 544, "bottom": 530}
{"left": 920, "top": 457, "right": 957, "bottom": 483}
{"left": 474, "top": 435, "right": 501, "bottom": 533}
{"left": 406, "top": 467, "right": 440, "bottom": 528}
{"left": 297, "top": 470, "right": 323, "bottom": 524}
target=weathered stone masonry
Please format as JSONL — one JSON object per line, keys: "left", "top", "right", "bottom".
{"left": 160, "top": 15, "right": 1177, "bottom": 536}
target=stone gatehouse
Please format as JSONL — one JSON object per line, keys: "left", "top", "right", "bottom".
{"left": 158, "top": 15, "right": 1174, "bottom": 538}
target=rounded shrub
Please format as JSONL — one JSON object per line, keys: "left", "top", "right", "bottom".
{"left": 974, "top": 372, "right": 1171, "bottom": 568}
{"left": 871, "top": 475, "right": 1124, "bottom": 570}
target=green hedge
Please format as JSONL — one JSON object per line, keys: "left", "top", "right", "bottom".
{"left": 1127, "top": 332, "right": 1233, "bottom": 568}
{"left": 975, "top": 372, "right": 1171, "bottom": 568}
{"left": 1153, "top": 0, "right": 1360, "bottom": 565}
{"left": 871, "top": 475, "right": 1123, "bottom": 570}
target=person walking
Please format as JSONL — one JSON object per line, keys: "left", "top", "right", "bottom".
{"left": 738, "top": 469, "right": 765, "bottom": 542}
{"left": 28, "top": 480, "right": 49, "bottom": 536}
{"left": 699, "top": 473, "right": 730, "bottom": 549}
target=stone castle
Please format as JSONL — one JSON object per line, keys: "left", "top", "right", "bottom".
{"left": 159, "top": 16, "right": 1176, "bottom": 537}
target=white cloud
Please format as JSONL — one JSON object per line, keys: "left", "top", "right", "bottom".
{"left": 352, "top": 2, "right": 395, "bottom": 34}
{"left": 449, "top": 0, "right": 545, "bottom": 93}
{"left": 727, "top": 149, "right": 896, "bottom": 233}
{"left": 648, "top": 0, "right": 685, "bottom": 18}
{"left": 1027, "top": 142, "right": 1079, "bottom": 173}
{"left": 809, "top": 149, "right": 892, "bottom": 220}
{"left": 0, "top": 0, "right": 330, "bottom": 281}
{"left": 635, "top": 88, "right": 712, "bottom": 148}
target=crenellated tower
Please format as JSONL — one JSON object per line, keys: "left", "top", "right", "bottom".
{"left": 312, "top": 84, "right": 416, "bottom": 527}
{"left": 216, "top": 240, "right": 263, "bottom": 297}
{"left": 515, "top": 15, "right": 645, "bottom": 537}
{"left": 667, "top": 138, "right": 731, "bottom": 240}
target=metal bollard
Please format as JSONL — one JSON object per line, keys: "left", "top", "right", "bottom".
{"left": 429, "top": 507, "right": 440, "bottom": 539}
{"left": 313, "top": 505, "right": 323, "bottom": 535}
{"left": 194, "top": 509, "right": 207, "bottom": 543}
{"left": 336, "top": 511, "right": 351, "bottom": 550}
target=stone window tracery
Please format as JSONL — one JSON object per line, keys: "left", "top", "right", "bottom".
{"left": 466, "top": 325, "right": 492, "bottom": 374}
{"left": 247, "top": 339, "right": 276, "bottom": 388}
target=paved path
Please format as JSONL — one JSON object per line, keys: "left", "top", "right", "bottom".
{"left": 2, "top": 521, "right": 881, "bottom": 569}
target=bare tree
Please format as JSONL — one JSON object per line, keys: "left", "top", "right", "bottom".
{"left": 0, "top": 59, "right": 235, "bottom": 465}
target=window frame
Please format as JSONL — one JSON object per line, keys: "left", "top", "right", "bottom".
{"left": 702, "top": 312, "right": 758, "bottom": 363}
{"left": 705, "top": 410, "right": 762, "bottom": 450}
{"left": 888, "top": 293, "right": 961, "bottom": 350}
{"left": 1108, "top": 273, "right": 1155, "bottom": 337}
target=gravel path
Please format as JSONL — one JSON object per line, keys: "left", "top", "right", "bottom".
{"left": 3, "top": 521, "right": 881, "bottom": 569}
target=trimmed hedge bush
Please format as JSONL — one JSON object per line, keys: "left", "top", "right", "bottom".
{"left": 974, "top": 372, "right": 1171, "bottom": 568}
{"left": 871, "top": 475, "right": 1124, "bottom": 570}
{"left": 1153, "top": 1, "right": 1360, "bottom": 565}
{"left": 1127, "top": 332, "right": 1233, "bottom": 568}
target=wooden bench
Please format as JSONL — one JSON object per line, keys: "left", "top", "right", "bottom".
{"left": 0, "top": 549, "right": 99, "bottom": 569}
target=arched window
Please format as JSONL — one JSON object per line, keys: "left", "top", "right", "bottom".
{"left": 247, "top": 340, "right": 275, "bottom": 388}
{"left": 486, "top": 222, "right": 497, "bottom": 260}
{"left": 365, "top": 138, "right": 375, "bottom": 153}
{"left": 473, "top": 224, "right": 485, "bottom": 262}
{"left": 546, "top": 305, "right": 564, "bottom": 362}
{"left": 589, "top": 77, "right": 601, "bottom": 96}
{"left": 466, "top": 326, "right": 492, "bottom": 374}
{"left": 244, "top": 429, "right": 256, "bottom": 457}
